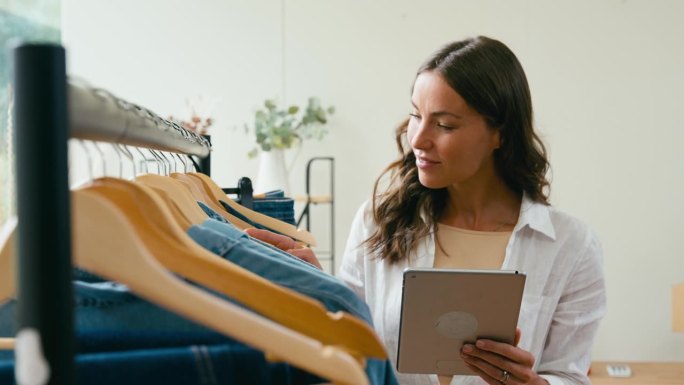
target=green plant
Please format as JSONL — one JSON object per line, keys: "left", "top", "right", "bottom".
{"left": 246, "top": 97, "right": 335, "bottom": 158}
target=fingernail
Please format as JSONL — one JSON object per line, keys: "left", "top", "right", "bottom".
{"left": 462, "top": 344, "right": 473, "bottom": 353}
{"left": 476, "top": 340, "right": 485, "bottom": 348}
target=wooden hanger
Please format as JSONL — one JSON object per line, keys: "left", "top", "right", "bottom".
{"left": 0, "top": 177, "right": 388, "bottom": 359}
{"left": 0, "top": 217, "right": 16, "bottom": 306}
{"left": 169, "top": 172, "right": 252, "bottom": 229}
{"left": 188, "top": 172, "right": 317, "bottom": 246}
{"left": 134, "top": 174, "right": 209, "bottom": 225}
{"left": 0, "top": 338, "right": 13, "bottom": 350}
{"left": 0, "top": 190, "right": 370, "bottom": 385}
{"left": 0, "top": 218, "right": 16, "bottom": 351}
{"left": 135, "top": 172, "right": 253, "bottom": 230}
{"left": 85, "top": 177, "right": 386, "bottom": 359}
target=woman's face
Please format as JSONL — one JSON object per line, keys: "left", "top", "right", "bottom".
{"left": 407, "top": 70, "right": 501, "bottom": 190}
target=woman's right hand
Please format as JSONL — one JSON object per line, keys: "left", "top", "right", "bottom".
{"left": 245, "top": 228, "right": 323, "bottom": 270}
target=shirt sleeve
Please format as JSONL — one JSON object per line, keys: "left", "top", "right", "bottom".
{"left": 536, "top": 230, "right": 607, "bottom": 385}
{"left": 337, "top": 201, "right": 372, "bottom": 302}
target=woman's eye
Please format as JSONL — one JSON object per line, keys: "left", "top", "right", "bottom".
{"left": 437, "top": 123, "right": 456, "bottom": 129}
{"left": 409, "top": 113, "right": 421, "bottom": 119}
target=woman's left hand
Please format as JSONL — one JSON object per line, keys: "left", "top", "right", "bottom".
{"left": 460, "top": 328, "right": 548, "bottom": 385}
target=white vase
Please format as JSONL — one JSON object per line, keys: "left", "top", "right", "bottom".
{"left": 255, "top": 149, "right": 290, "bottom": 196}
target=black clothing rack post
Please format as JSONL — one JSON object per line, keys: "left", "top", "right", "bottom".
{"left": 223, "top": 177, "right": 254, "bottom": 210}
{"left": 13, "top": 44, "right": 74, "bottom": 385}
{"left": 199, "top": 134, "right": 211, "bottom": 176}
{"left": 296, "top": 157, "right": 335, "bottom": 273}
{"left": 11, "top": 42, "right": 211, "bottom": 385}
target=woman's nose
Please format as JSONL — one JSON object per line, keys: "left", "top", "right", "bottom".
{"left": 409, "top": 120, "right": 432, "bottom": 150}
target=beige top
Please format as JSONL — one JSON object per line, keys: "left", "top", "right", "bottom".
{"left": 433, "top": 223, "right": 512, "bottom": 385}
{"left": 433, "top": 223, "right": 511, "bottom": 270}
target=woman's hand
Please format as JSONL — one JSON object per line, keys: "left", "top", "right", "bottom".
{"left": 460, "top": 328, "right": 548, "bottom": 385}
{"left": 244, "top": 228, "right": 323, "bottom": 270}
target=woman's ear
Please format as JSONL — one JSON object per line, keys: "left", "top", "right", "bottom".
{"left": 491, "top": 129, "right": 503, "bottom": 150}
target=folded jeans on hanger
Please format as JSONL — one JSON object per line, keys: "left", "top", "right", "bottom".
{"left": 0, "top": 343, "right": 324, "bottom": 385}
{"left": 234, "top": 189, "right": 296, "bottom": 225}
{"left": 192, "top": 203, "right": 398, "bottom": 385}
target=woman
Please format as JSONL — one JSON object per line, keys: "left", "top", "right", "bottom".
{"left": 248, "top": 36, "right": 606, "bottom": 385}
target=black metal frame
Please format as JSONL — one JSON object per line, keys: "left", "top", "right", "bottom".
{"left": 296, "top": 157, "right": 335, "bottom": 274}
{"left": 13, "top": 43, "right": 75, "bottom": 385}
{"left": 222, "top": 177, "right": 254, "bottom": 210}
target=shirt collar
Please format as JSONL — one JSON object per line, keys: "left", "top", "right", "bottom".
{"left": 516, "top": 192, "right": 556, "bottom": 240}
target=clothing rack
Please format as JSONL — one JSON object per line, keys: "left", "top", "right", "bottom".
{"left": 12, "top": 43, "right": 210, "bottom": 385}
{"left": 223, "top": 177, "right": 254, "bottom": 209}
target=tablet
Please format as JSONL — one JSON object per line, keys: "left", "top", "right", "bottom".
{"left": 397, "top": 268, "right": 526, "bottom": 376}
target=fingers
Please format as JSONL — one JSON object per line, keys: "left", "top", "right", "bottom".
{"left": 461, "top": 360, "right": 508, "bottom": 385}
{"left": 462, "top": 344, "right": 522, "bottom": 384}
{"left": 244, "top": 228, "right": 297, "bottom": 251}
{"left": 514, "top": 327, "right": 522, "bottom": 347}
{"left": 461, "top": 340, "right": 536, "bottom": 384}
{"left": 472, "top": 339, "right": 535, "bottom": 367}
{"left": 286, "top": 247, "right": 323, "bottom": 270}
{"left": 244, "top": 228, "right": 323, "bottom": 270}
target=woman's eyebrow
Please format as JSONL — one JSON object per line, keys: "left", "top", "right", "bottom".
{"left": 411, "top": 100, "right": 464, "bottom": 119}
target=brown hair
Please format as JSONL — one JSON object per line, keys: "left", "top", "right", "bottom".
{"left": 365, "top": 36, "right": 550, "bottom": 263}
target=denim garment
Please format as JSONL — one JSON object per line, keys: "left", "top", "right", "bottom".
{"left": 200, "top": 200, "right": 296, "bottom": 240}
{"left": 239, "top": 189, "right": 295, "bottom": 224}
{"left": 251, "top": 197, "right": 295, "bottom": 225}
{"left": 198, "top": 201, "right": 230, "bottom": 223}
{"left": 189, "top": 220, "right": 371, "bottom": 323}
{"left": 221, "top": 199, "right": 295, "bottom": 226}
{"left": 202, "top": 200, "right": 286, "bottom": 235}
{"left": 0, "top": 281, "right": 227, "bottom": 361}
{"left": 188, "top": 220, "right": 399, "bottom": 385}
{"left": 198, "top": 202, "right": 322, "bottom": 276}
{"left": 0, "top": 343, "right": 323, "bottom": 385}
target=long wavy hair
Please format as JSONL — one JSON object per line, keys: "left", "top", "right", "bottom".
{"left": 365, "top": 36, "right": 550, "bottom": 263}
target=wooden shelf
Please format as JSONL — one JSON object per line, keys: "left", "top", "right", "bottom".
{"left": 295, "top": 195, "right": 333, "bottom": 204}
{"left": 590, "top": 361, "right": 684, "bottom": 385}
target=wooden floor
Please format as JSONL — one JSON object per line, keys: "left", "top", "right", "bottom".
{"left": 590, "top": 362, "right": 684, "bottom": 385}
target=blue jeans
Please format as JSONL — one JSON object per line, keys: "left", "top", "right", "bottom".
{"left": 0, "top": 343, "right": 323, "bottom": 385}
{"left": 0, "top": 281, "right": 216, "bottom": 338}
{"left": 189, "top": 220, "right": 372, "bottom": 323}
{"left": 187, "top": 218, "right": 398, "bottom": 385}
{"left": 239, "top": 189, "right": 296, "bottom": 225}
{"left": 220, "top": 199, "right": 295, "bottom": 226}
{"left": 200, "top": 201, "right": 283, "bottom": 235}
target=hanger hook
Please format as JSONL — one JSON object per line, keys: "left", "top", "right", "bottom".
{"left": 148, "top": 149, "right": 160, "bottom": 175}
{"left": 108, "top": 143, "right": 124, "bottom": 178}
{"left": 149, "top": 149, "right": 165, "bottom": 175}
{"left": 174, "top": 153, "right": 187, "bottom": 173}
{"left": 91, "top": 142, "right": 107, "bottom": 177}
{"left": 77, "top": 139, "right": 93, "bottom": 182}
{"left": 119, "top": 144, "right": 136, "bottom": 178}
{"left": 187, "top": 155, "right": 199, "bottom": 172}
{"left": 166, "top": 152, "right": 176, "bottom": 174}
{"left": 133, "top": 146, "right": 149, "bottom": 174}
{"left": 166, "top": 152, "right": 177, "bottom": 174}
{"left": 158, "top": 151, "right": 171, "bottom": 175}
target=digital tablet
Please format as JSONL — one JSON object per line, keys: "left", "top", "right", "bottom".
{"left": 397, "top": 268, "right": 526, "bottom": 376}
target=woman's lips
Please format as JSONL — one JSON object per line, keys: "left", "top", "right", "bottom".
{"left": 416, "top": 155, "right": 440, "bottom": 169}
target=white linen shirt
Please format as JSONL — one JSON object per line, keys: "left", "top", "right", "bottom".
{"left": 338, "top": 195, "right": 606, "bottom": 385}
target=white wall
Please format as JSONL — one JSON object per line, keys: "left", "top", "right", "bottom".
{"left": 63, "top": 0, "right": 684, "bottom": 362}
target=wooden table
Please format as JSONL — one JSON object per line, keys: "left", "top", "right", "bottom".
{"left": 590, "top": 361, "right": 684, "bottom": 385}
